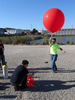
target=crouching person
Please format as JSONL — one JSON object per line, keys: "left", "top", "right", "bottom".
{"left": 0, "top": 39, "right": 5, "bottom": 70}
{"left": 10, "top": 60, "right": 34, "bottom": 91}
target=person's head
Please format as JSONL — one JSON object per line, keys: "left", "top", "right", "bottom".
{"left": 52, "top": 38, "right": 56, "bottom": 43}
{"left": 22, "top": 60, "right": 29, "bottom": 67}
{"left": 0, "top": 39, "right": 2, "bottom": 44}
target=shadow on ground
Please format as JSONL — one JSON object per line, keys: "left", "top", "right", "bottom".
{"left": 8, "top": 68, "right": 15, "bottom": 70}
{"left": 0, "top": 95, "right": 17, "bottom": 99}
{"left": 0, "top": 82, "right": 10, "bottom": 90}
{"left": 0, "top": 75, "right": 11, "bottom": 79}
{"left": 58, "top": 69, "right": 75, "bottom": 73}
{"left": 24, "top": 80, "right": 75, "bottom": 92}
{"left": 8, "top": 71, "right": 14, "bottom": 73}
{"left": 29, "top": 67, "right": 51, "bottom": 73}
{"left": 36, "top": 67, "right": 51, "bottom": 70}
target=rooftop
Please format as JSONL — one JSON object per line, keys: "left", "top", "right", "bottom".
{"left": 5, "top": 28, "right": 16, "bottom": 30}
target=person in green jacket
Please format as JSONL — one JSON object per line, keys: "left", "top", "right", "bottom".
{"left": 50, "top": 34, "right": 66, "bottom": 72}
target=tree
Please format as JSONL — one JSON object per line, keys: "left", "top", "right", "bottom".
{"left": 15, "top": 33, "right": 17, "bottom": 35}
{"left": 21, "top": 32, "right": 26, "bottom": 35}
{"left": 17, "top": 33, "right": 21, "bottom": 36}
{"left": 30, "top": 31, "right": 35, "bottom": 35}
{"left": 30, "top": 28, "right": 38, "bottom": 35}
{"left": 33, "top": 28, "right": 38, "bottom": 33}
{"left": 37, "top": 32, "right": 41, "bottom": 35}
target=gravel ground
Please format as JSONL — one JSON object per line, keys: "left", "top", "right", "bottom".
{"left": 0, "top": 45, "right": 75, "bottom": 100}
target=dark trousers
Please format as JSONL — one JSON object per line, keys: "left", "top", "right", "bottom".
{"left": 11, "top": 75, "right": 27, "bottom": 89}
{"left": 20, "top": 75, "right": 27, "bottom": 88}
{"left": 0, "top": 55, "right": 5, "bottom": 68}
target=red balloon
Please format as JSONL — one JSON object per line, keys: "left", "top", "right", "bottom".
{"left": 43, "top": 8, "right": 65, "bottom": 33}
{"left": 26, "top": 76, "right": 34, "bottom": 87}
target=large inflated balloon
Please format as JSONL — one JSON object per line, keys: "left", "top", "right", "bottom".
{"left": 43, "top": 8, "right": 65, "bottom": 33}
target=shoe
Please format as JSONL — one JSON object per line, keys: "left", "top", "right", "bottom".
{"left": 54, "top": 69, "right": 57, "bottom": 71}
{"left": 53, "top": 70, "right": 55, "bottom": 73}
{"left": 52, "top": 70, "right": 57, "bottom": 73}
{"left": 14, "top": 86, "right": 19, "bottom": 91}
{"left": 21, "top": 85, "right": 28, "bottom": 90}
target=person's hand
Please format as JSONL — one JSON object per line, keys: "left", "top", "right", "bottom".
{"left": 31, "top": 73, "right": 34, "bottom": 76}
{"left": 51, "top": 33, "right": 53, "bottom": 37}
{"left": 63, "top": 50, "right": 66, "bottom": 53}
{"left": 28, "top": 73, "right": 34, "bottom": 77}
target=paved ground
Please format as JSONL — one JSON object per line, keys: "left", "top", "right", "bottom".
{"left": 0, "top": 45, "right": 75, "bottom": 100}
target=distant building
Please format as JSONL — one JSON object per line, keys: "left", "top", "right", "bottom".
{"left": 0, "top": 28, "right": 7, "bottom": 35}
{"left": 5, "top": 28, "right": 16, "bottom": 34}
{"left": 23, "top": 30, "right": 30, "bottom": 33}
{"left": 38, "top": 29, "right": 51, "bottom": 34}
{"left": 5, "top": 28, "right": 23, "bottom": 34}
{"left": 5, "top": 28, "right": 30, "bottom": 34}
{"left": 16, "top": 29, "right": 23, "bottom": 34}
{"left": 55, "top": 28, "right": 75, "bottom": 35}
{"left": 38, "top": 28, "right": 75, "bottom": 35}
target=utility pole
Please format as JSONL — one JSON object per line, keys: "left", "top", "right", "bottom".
{"left": 72, "top": 25, "right": 73, "bottom": 28}
{"left": 42, "top": 28, "right": 43, "bottom": 34}
{"left": 31, "top": 24, "right": 32, "bottom": 31}
{"left": 72, "top": 25, "right": 74, "bottom": 35}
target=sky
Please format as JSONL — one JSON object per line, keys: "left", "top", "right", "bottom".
{"left": 0, "top": 0, "right": 75, "bottom": 30}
